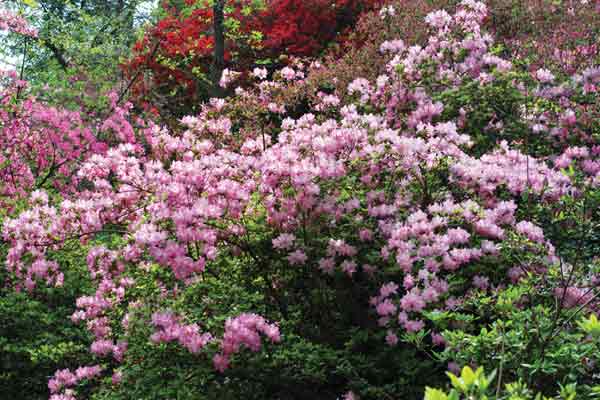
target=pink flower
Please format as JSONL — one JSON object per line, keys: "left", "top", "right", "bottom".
{"left": 272, "top": 233, "right": 296, "bottom": 250}
{"left": 380, "top": 39, "right": 405, "bottom": 54}
{"left": 376, "top": 299, "right": 397, "bottom": 316}
{"left": 219, "top": 69, "right": 240, "bottom": 88}
{"left": 400, "top": 291, "right": 426, "bottom": 312}
{"left": 280, "top": 67, "right": 296, "bottom": 81}
{"left": 432, "top": 333, "right": 446, "bottom": 346}
{"left": 535, "top": 68, "right": 555, "bottom": 83}
{"left": 358, "top": 228, "right": 373, "bottom": 241}
{"left": 472, "top": 275, "right": 489, "bottom": 290}
{"left": 287, "top": 250, "right": 308, "bottom": 265}
{"left": 90, "top": 340, "right": 114, "bottom": 357}
{"left": 341, "top": 260, "right": 357, "bottom": 276}
{"left": 318, "top": 257, "right": 336, "bottom": 274}
{"left": 385, "top": 330, "right": 399, "bottom": 346}
{"left": 379, "top": 283, "right": 399, "bottom": 298}
{"left": 252, "top": 67, "right": 268, "bottom": 80}
{"left": 421, "top": 287, "right": 439, "bottom": 303}
{"left": 213, "top": 354, "right": 230, "bottom": 372}
{"left": 404, "top": 319, "right": 425, "bottom": 333}
{"left": 425, "top": 10, "right": 452, "bottom": 28}
{"left": 515, "top": 221, "right": 545, "bottom": 243}
{"left": 112, "top": 371, "right": 122, "bottom": 385}
{"left": 403, "top": 275, "right": 415, "bottom": 289}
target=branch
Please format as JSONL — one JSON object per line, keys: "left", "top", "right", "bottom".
{"left": 116, "top": 39, "right": 161, "bottom": 106}
{"left": 43, "top": 39, "right": 69, "bottom": 71}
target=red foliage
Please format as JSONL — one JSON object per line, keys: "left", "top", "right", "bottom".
{"left": 258, "top": 0, "right": 383, "bottom": 56}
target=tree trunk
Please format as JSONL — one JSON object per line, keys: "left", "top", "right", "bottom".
{"left": 211, "top": 0, "right": 225, "bottom": 98}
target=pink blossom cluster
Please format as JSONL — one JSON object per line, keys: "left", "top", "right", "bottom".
{"left": 0, "top": 76, "right": 107, "bottom": 205}
{"left": 369, "top": 196, "right": 557, "bottom": 335}
{"left": 450, "top": 142, "right": 572, "bottom": 201}
{"left": 213, "top": 313, "right": 281, "bottom": 372}
{"left": 5, "top": 0, "right": 579, "bottom": 349}
{"left": 554, "top": 146, "right": 600, "bottom": 186}
{"left": 0, "top": 7, "right": 37, "bottom": 37}
{"left": 48, "top": 365, "right": 102, "bottom": 400}
{"left": 150, "top": 311, "right": 213, "bottom": 354}
{"left": 219, "top": 68, "right": 241, "bottom": 88}
{"left": 554, "top": 286, "right": 595, "bottom": 309}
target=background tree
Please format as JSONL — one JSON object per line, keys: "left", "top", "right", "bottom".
{"left": 0, "top": 0, "right": 156, "bottom": 113}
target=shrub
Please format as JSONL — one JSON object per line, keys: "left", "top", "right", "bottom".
{"left": 1, "top": 1, "right": 600, "bottom": 399}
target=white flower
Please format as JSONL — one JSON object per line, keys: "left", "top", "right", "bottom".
{"left": 252, "top": 67, "right": 268, "bottom": 80}
{"left": 379, "top": 5, "right": 396, "bottom": 19}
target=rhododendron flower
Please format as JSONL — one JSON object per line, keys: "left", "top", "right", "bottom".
{"left": 318, "top": 257, "right": 336, "bottom": 274}
{"left": 0, "top": 8, "right": 37, "bottom": 36}
{"left": 404, "top": 319, "right": 425, "bottom": 333}
{"left": 287, "top": 249, "right": 308, "bottom": 265}
{"left": 400, "top": 291, "right": 426, "bottom": 312}
{"left": 213, "top": 354, "right": 230, "bottom": 372}
{"left": 252, "top": 67, "right": 268, "bottom": 80}
{"left": 403, "top": 275, "right": 415, "bottom": 289}
{"left": 385, "top": 330, "right": 399, "bottom": 346}
{"left": 376, "top": 299, "right": 397, "bottom": 316}
{"left": 341, "top": 260, "right": 357, "bottom": 276}
{"left": 515, "top": 221, "right": 545, "bottom": 243}
{"left": 472, "top": 275, "right": 490, "bottom": 290}
{"left": 379, "top": 39, "right": 405, "bottom": 54}
{"left": 432, "top": 333, "right": 446, "bottom": 346}
{"left": 272, "top": 233, "right": 296, "bottom": 250}
{"left": 279, "top": 66, "right": 296, "bottom": 81}
{"left": 425, "top": 10, "right": 452, "bottom": 28}
{"left": 536, "top": 68, "right": 555, "bottom": 83}
{"left": 219, "top": 69, "right": 240, "bottom": 88}
{"left": 111, "top": 371, "right": 122, "bottom": 385}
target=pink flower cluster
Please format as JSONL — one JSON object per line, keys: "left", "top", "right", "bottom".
{"left": 213, "top": 313, "right": 281, "bottom": 372}
{"left": 451, "top": 142, "right": 572, "bottom": 201}
{"left": 48, "top": 365, "right": 102, "bottom": 400}
{"left": 151, "top": 311, "right": 213, "bottom": 354}
{"left": 0, "top": 76, "right": 107, "bottom": 206}
{"left": 554, "top": 286, "right": 595, "bottom": 309}
{"left": 0, "top": 7, "right": 37, "bottom": 37}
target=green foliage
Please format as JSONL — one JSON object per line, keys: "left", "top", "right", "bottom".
{"left": 1, "top": 0, "right": 155, "bottom": 113}
{"left": 424, "top": 366, "right": 600, "bottom": 400}
{"left": 0, "top": 244, "right": 93, "bottom": 399}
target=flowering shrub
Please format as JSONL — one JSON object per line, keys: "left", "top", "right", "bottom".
{"left": 2, "top": 0, "right": 600, "bottom": 399}
{"left": 0, "top": 72, "right": 106, "bottom": 208}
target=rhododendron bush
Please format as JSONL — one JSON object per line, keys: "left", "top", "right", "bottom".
{"left": 3, "top": 0, "right": 600, "bottom": 399}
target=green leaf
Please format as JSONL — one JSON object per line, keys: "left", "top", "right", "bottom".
{"left": 424, "top": 387, "right": 448, "bottom": 400}
{"left": 446, "top": 371, "right": 466, "bottom": 392}
{"left": 461, "top": 365, "right": 476, "bottom": 387}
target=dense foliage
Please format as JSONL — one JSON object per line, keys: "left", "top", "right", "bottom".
{"left": 1, "top": 0, "right": 600, "bottom": 399}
